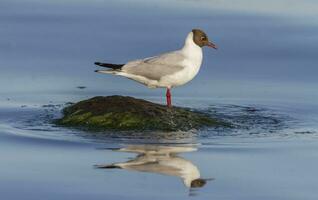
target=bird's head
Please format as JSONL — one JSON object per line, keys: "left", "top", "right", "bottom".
{"left": 190, "top": 178, "right": 207, "bottom": 188}
{"left": 192, "top": 29, "right": 217, "bottom": 49}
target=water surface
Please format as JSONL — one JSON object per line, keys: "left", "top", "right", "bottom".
{"left": 0, "top": 92, "right": 318, "bottom": 199}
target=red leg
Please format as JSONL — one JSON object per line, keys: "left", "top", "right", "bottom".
{"left": 166, "top": 88, "right": 172, "bottom": 107}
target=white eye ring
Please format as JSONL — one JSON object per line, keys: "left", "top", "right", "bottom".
{"left": 201, "top": 36, "right": 206, "bottom": 40}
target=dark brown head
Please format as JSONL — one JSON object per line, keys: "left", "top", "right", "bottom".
{"left": 190, "top": 178, "right": 207, "bottom": 188}
{"left": 192, "top": 29, "right": 217, "bottom": 49}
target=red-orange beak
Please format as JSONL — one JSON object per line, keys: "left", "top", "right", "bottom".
{"left": 207, "top": 41, "right": 218, "bottom": 50}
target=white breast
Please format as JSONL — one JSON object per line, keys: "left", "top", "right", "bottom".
{"left": 161, "top": 32, "right": 203, "bottom": 88}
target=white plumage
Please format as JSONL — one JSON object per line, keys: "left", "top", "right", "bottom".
{"left": 95, "top": 145, "right": 205, "bottom": 188}
{"left": 97, "top": 32, "right": 202, "bottom": 89}
{"left": 95, "top": 29, "right": 217, "bottom": 107}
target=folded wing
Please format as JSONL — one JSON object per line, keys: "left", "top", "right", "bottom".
{"left": 122, "top": 51, "right": 186, "bottom": 81}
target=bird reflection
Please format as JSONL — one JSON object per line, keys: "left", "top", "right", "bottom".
{"left": 96, "top": 145, "right": 212, "bottom": 188}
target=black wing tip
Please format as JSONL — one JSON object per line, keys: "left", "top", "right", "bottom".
{"left": 94, "top": 164, "right": 121, "bottom": 169}
{"left": 94, "top": 62, "right": 124, "bottom": 69}
{"left": 96, "top": 147, "right": 122, "bottom": 151}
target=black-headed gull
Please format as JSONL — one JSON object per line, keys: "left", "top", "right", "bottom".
{"left": 95, "top": 29, "right": 217, "bottom": 107}
{"left": 95, "top": 145, "right": 212, "bottom": 188}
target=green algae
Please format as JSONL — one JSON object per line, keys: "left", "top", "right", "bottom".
{"left": 56, "top": 96, "right": 229, "bottom": 131}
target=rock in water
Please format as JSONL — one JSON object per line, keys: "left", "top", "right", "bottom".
{"left": 56, "top": 96, "right": 228, "bottom": 131}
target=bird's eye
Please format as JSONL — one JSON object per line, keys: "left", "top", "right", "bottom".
{"left": 201, "top": 36, "right": 206, "bottom": 41}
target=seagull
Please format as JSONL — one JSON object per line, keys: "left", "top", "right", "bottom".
{"left": 95, "top": 145, "right": 212, "bottom": 188}
{"left": 95, "top": 29, "right": 217, "bottom": 107}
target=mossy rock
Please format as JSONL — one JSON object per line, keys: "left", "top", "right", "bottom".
{"left": 56, "top": 96, "right": 228, "bottom": 131}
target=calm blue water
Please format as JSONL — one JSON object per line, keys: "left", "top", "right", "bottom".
{"left": 0, "top": 0, "right": 318, "bottom": 199}
{"left": 1, "top": 0, "right": 318, "bottom": 94}
{"left": 0, "top": 92, "right": 317, "bottom": 200}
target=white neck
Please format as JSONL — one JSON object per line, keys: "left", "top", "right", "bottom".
{"left": 181, "top": 32, "right": 203, "bottom": 67}
{"left": 182, "top": 32, "right": 201, "bottom": 51}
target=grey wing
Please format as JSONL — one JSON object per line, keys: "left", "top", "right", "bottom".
{"left": 122, "top": 51, "right": 185, "bottom": 81}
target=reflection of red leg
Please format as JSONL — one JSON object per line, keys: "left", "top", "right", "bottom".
{"left": 166, "top": 88, "right": 172, "bottom": 107}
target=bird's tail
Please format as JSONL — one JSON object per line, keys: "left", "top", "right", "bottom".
{"left": 94, "top": 62, "right": 124, "bottom": 70}
{"left": 94, "top": 69, "right": 118, "bottom": 74}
